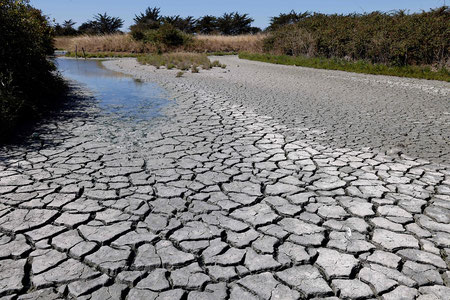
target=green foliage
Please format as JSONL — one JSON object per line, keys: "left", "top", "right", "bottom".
{"left": 208, "top": 51, "right": 239, "bottom": 56}
{"left": 54, "top": 19, "right": 78, "bottom": 36}
{"left": 239, "top": 52, "right": 450, "bottom": 81}
{"left": 264, "top": 24, "right": 316, "bottom": 57}
{"left": 0, "top": 0, "right": 66, "bottom": 140}
{"left": 268, "top": 10, "right": 310, "bottom": 31}
{"left": 265, "top": 7, "right": 450, "bottom": 67}
{"left": 133, "top": 7, "right": 161, "bottom": 29}
{"left": 130, "top": 7, "right": 261, "bottom": 39}
{"left": 137, "top": 52, "right": 226, "bottom": 71}
{"left": 195, "top": 15, "right": 218, "bottom": 34}
{"left": 79, "top": 13, "right": 124, "bottom": 34}
{"left": 65, "top": 52, "right": 140, "bottom": 58}
{"left": 216, "top": 12, "right": 257, "bottom": 35}
{"left": 162, "top": 15, "right": 196, "bottom": 34}
{"left": 130, "top": 7, "right": 161, "bottom": 40}
{"left": 141, "top": 24, "right": 192, "bottom": 49}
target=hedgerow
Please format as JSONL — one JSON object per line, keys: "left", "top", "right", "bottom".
{"left": 0, "top": 0, "right": 66, "bottom": 141}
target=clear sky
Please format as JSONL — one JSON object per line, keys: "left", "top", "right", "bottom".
{"left": 30, "top": 0, "right": 447, "bottom": 30}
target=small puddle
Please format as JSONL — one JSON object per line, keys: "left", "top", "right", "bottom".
{"left": 56, "top": 58, "right": 171, "bottom": 121}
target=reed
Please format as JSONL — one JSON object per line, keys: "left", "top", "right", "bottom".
{"left": 55, "top": 34, "right": 155, "bottom": 53}
{"left": 55, "top": 33, "right": 265, "bottom": 54}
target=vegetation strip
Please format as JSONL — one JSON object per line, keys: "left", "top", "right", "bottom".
{"left": 65, "top": 51, "right": 140, "bottom": 58}
{"left": 239, "top": 53, "right": 450, "bottom": 82}
{"left": 137, "top": 53, "right": 226, "bottom": 71}
{"left": 1, "top": 0, "right": 66, "bottom": 141}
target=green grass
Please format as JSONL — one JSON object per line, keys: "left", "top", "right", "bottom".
{"left": 137, "top": 52, "right": 226, "bottom": 72}
{"left": 208, "top": 51, "right": 238, "bottom": 56}
{"left": 65, "top": 51, "right": 141, "bottom": 58}
{"left": 239, "top": 52, "right": 450, "bottom": 82}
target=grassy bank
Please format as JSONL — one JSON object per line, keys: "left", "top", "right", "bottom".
{"left": 239, "top": 53, "right": 450, "bottom": 82}
{"left": 65, "top": 51, "right": 140, "bottom": 58}
{"left": 63, "top": 51, "right": 237, "bottom": 59}
{"left": 137, "top": 53, "right": 226, "bottom": 71}
{"left": 55, "top": 34, "right": 264, "bottom": 54}
{"left": 55, "top": 34, "right": 154, "bottom": 53}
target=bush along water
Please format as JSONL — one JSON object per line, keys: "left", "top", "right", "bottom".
{"left": 0, "top": 0, "right": 66, "bottom": 141}
{"left": 265, "top": 7, "right": 449, "bottom": 68}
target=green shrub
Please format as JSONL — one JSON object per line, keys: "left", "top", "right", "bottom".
{"left": 138, "top": 53, "right": 211, "bottom": 70}
{"left": 265, "top": 7, "right": 450, "bottom": 67}
{"left": 0, "top": 0, "right": 66, "bottom": 141}
{"left": 136, "top": 24, "right": 192, "bottom": 49}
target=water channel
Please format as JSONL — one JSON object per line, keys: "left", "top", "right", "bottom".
{"left": 56, "top": 58, "right": 171, "bottom": 121}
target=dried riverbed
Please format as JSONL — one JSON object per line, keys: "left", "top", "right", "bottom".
{"left": 0, "top": 57, "right": 449, "bottom": 299}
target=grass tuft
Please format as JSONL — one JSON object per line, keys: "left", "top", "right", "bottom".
{"left": 137, "top": 52, "right": 225, "bottom": 71}
{"left": 191, "top": 65, "right": 200, "bottom": 73}
{"left": 208, "top": 51, "right": 239, "bottom": 56}
{"left": 65, "top": 51, "right": 140, "bottom": 58}
{"left": 239, "top": 52, "right": 450, "bottom": 81}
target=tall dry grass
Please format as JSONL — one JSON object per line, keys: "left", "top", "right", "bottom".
{"left": 190, "top": 34, "right": 265, "bottom": 52}
{"left": 55, "top": 33, "right": 265, "bottom": 54}
{"left": 55, "top": 34, "right": 155, "bottom": 53}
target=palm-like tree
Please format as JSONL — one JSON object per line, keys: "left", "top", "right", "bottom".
{"left": 133, "top": 7, "right": 161, "bottom": 30}
{"left": 93, "top": 13, "right": 123, "bottom": 34}
{"left": 195, "top": 15, "right": 218, "bottom": 34}
{"left": 217, "top": 12, "right": 254, "bottom": 35}
{"left": 79, "top": 13, "right": 123, "bottom": 34}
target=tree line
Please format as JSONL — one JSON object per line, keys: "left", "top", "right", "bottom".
{"left": 54, "top": 7, "right": 261, "bottom": 36}
{"left": 264, "top": 7, "right": 449, "bottom": 66}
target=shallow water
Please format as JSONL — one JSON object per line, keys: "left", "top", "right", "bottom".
{"left": 56, "top": 58, "right": 170, "bottom": 121}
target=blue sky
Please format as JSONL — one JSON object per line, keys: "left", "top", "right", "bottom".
{"left": 31, "top": 0, "right": 446, "bottom": 30}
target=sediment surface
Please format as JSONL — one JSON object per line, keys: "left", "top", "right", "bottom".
{"left": 0, "top": 57, "right": 449, "bottom": 299}
{"left": 159, "top": 56, "right": 450, "bottom": 163}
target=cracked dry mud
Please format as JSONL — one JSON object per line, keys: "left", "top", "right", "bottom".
{"left": 0, "top": 57, "right": 450, "bottom": 300}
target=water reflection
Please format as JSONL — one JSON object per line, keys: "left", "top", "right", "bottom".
{"left": 56, "top": 58, "right": 170, "bottom": 121}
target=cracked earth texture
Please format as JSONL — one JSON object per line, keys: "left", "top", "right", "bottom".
{"left": 0, "top": 57, "right": 449, "bottom": 299}
{"left": 170, "top": 56, "right": 450, "bottom": 164}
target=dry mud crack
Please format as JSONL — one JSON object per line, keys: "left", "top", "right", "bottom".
{"left": 0, "top": 58, "right": 449, "bottom": 299}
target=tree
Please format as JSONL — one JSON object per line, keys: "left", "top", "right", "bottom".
{"left": 0, "top": 0, "right": 66, "bottom": 139}
{"left": 217, "top": 12, "right": 255, "bottom": 35}
{"left": 54, "top": 19, "right": 77, "bottom": 36}
{"left": 130, "top": 7, "right": 260, "bottom": 39}
{"left": 93, "top": 13, "right": 123, "bottom": 34}
{"left": 268, "top": 10, "right": 311, "bottom": 31}
{"left": 79, "top": 13, "right": 123, "bottom": 34}
{"left": 133, "top": 7, "right": 161, "bottom": 30}
{"left": 130, "top": 7, "right": 162, "bottom": 40}
{"left": 195, "top": 15, "right": 218, "bottom": 34}
{"left": 162, "top": 15, "right": 196, "bottom": 33}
